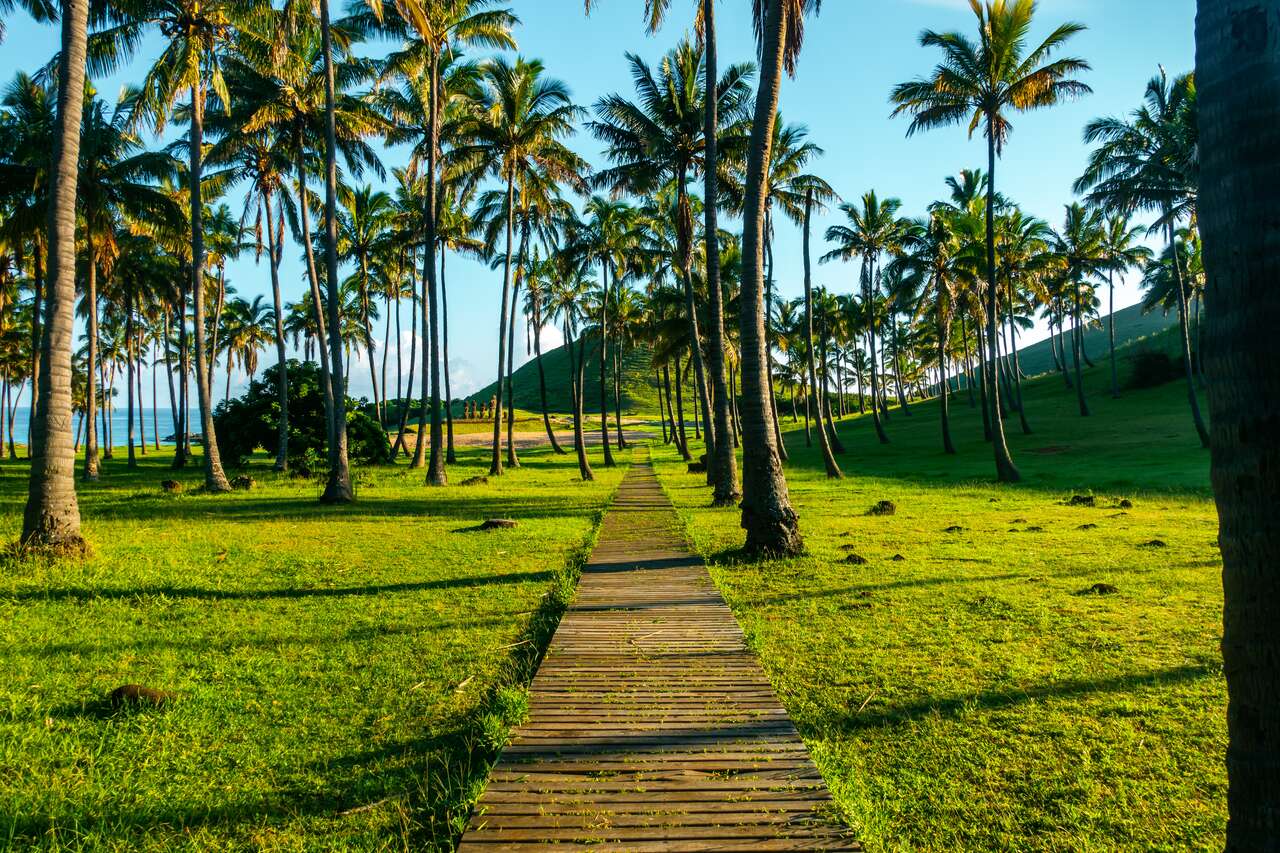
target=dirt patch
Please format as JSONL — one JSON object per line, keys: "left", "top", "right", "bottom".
{"left": 866, "top": 500, "right": 897, "bottom": 517}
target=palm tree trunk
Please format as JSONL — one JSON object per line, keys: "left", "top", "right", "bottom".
{"left": 23, "top": 0, "right": 88, "bottom": 550}
{"left": 764, "top": 216, "right": 788, "bottom": 461}
{"left": 565, "top": 324, "right": 593, "bottom": 480}
{"left": 83, "top": 233, "right": 99, "bottom": 482}
{"left": 505, "top": 261, "right": 520, "bottom": 469}
{"left": 939, "top": 311, "right": 957, "bottom": 455}
{"left": 395, "top": 254, "right": 418, "bottom": 458}
{"left": 1167, "top": 220, "right": 1211, "bottom": 448}
{"left": 424, "top": 45, "right": 446, "bottom": 486}
{"left": 597, "top": 263, "right": 616, "bottom": 467}
{"left": 137, "top": 341, "right": 147, "bottom": 455}
{"left": 318, "top": 0, "right": 353, "bottom": 502}
{"left": 672, "top": 349, "right": 690, "bottom": 460}
{"left": 489, "top": 178, "right": 515, "bottom": 476}
{"left": 264, "top": 194, "right": 289, "bottom": 471}
{"left": 865, "top": 260, "right": 889, "bottom": 445}
{"left": 1196, "top": 8, "right": 1280, "bottom": 847}
{"left": 188, "top": 86, "right": 231, "bottom": 493}
{"left": 984, "top": 123, "right": 1019, "bottom": 482}
{"left": 412, "top": 241, "right": 430, "bottom": 468}
{"left": 380, "top": 291, "right": 391, "bottom": 424}
{"left": 612, "top": 336, "right": 625, "bottom": 450}
{"left": 296, "top": 149, "right": 336, "bottom": 461}
{"left": 151, "top": 339, "right": 160, "bottom": 450}
{"left": 803, "top": 190, "right": 841, "bottom": 479}
{"left": 1073, "top": 278, "right": 1090, "bottom": 416}
{"left": 126, "top": 283, "right": 136, "bottom": 468}
{"left": 699, "top": 0, "right": 739, "bottom": 504}
{"left": 738, "top": 0, "right": 802, "bottom": 555}
{"left": 532, "top": 294, "right": 564, "bottom": 453}
{"left": 441, "top": 250, "right": 456, "bottom": 464}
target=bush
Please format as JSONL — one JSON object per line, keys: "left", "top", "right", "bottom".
{"left": 214, "top": 361, "right": 391, "bottom": 469}
{"left": 1126, "top": 350, "right": 1182, "bottom": 389}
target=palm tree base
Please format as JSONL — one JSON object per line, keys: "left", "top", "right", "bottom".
{"left": 740, "top": 505, "right": 804, "bottom": 559}
{"left": 14, "top": 534, "right": 90, "bottom": 559}
{"left": 710, "top": 491, "right": 741, "bottom": 508}
{"left": 319, "top": 480, "right": 354, "bottom": 503}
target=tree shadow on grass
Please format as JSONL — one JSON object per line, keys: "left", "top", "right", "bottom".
{"left": 807, "top": 662, "right": 1220, "bottom": 737}
{"left": 2, "top": 568, "right": 554, "bottom": 604}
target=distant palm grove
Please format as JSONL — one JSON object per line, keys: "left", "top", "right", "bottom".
{"left": 1, "top": 0, "right": 1277, "bottom": 849}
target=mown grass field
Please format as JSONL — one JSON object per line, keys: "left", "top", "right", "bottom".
{"left": 0, "top": 446, "right": 625, "bottom": 851}
{"left": 654, "top": 361, "right": 1224, "bottom": 851}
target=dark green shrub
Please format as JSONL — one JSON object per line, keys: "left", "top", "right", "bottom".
{"left": 214, "top": 361, "right": 391, "bottom": 468}
{"left": 1126, "top": 350, "right": 1181, "bottom": 389}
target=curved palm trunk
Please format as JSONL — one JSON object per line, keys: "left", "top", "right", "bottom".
{"left": 394, "top": 255, "right": 418, "bottom": 458}
{"left": 677, "top": 202, "right": 715, "bottom": 479}
{"left": 412, "top": 244, "right": 429, "bottom": 467}
{"left": 21, "top": 0, "right": 88, "bottom": 549}
{"left": 700, "top": 0, "right": 739, "bottom": 504}
{"left": 764, "top": 217, "right": 788, "bottom": 461}
{"left": 441, "top": 250, "right": 457, "bottom": 463}
{"left": 505, "top": 264, "right": 521, "bottom": 469}
{"left": 265, "top": 194, "right": 289, "bottom": 471}
{"left": 564, "top": 323, "right": 593, "bottom": 481}
{"left": 865, "top": 260, "right": 889, "bottom": 445}
{"left": 1005, "top": 285, "right": 1032, "bottom": 434}
{"left": 818, "top": 331, "right": 845, "bottom": 454}
{"left": 489, "top": 179, "right": 515, "bottom": 476}
{"left": 318, "top": 0, "right": 353, "bottom": 502}
{"left": 738, "top": 0, "right": 801, "bottom": 556}
{"left": 1167, "top": 221, "right": 1211, "bottom": 448}
{"left": 597, "top": 262, "right": 616, "bottom": 467}
{"left": 83, "top": 235, "right": 100, "bottom": 481}
{"left": 672, "top": 350, "right": 691, "bottom": 460}
{"left": 532, "top": 295, "right": 564, "bottom": 453}
{"left": 803, "top": 191, "right": 841, "bottom": 479}
{"left": 984, "top": 125, "right": 1019, "bottom": 482}
{"left": 1196, "top": 10, "right": 1280, "bottom": 848}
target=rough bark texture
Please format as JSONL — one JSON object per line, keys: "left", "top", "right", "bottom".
{"left": 1196, "top": 3, "right": 1280, "bottom": 849}
{"left": 425, "top": 47, "right": 446, "bottom": 486}
{"left": 737, "top": 0, "right": 801, "bottom": 557}
{"left": 803, "top": 191, "right": 841, "bottom": 479}
{"left": 984, "top": 126, "right": 1020, "bottom": 482}
{"left": 21, "top": 0, "right": 88, "bottom": 550}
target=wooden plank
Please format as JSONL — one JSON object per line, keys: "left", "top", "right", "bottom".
{"left": 455, "top": 453, "right": 860, "bottom": 852}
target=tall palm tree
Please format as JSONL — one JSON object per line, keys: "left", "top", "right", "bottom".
{"left": 1195, "top": 4, "right": 1280, "bottom": 847}
{"left": 1051, "top": 202, "right": 1104, "bottom": 417}
{"left": 1075, "top": 68, "right": 1208, "bottom": 447}
{"left": 736, "top": 0, "right": 821, "bottom": 556}
{"left": 891, "top": 0, "right": 1090, "bottom": 482}
{"left": 337, "top": 183, "right": 393, "bottom": 427}
{"left": 589, "top": 39, "right": 752, "bottom": 503}
{"left": 801, "top": 189, "right": 839, "bottom": 477}
{"left": 21, "top": 0, "right": 91, "bottom": 550}
{"left": 1096, "top": 214, "right": 1150, "bottom": 398}
{"left": 450, "top": 56, "right": 586, "bottom": 476}
{"left": 368, "top": 0, "right": 516, "bottom": 484}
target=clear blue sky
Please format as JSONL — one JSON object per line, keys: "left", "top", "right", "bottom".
{"left": 1, "top": 0, "right": 1196, "bottom": 401}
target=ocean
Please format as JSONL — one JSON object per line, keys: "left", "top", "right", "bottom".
{"left": 3, "top": 408, "right": 204, "bottom": 448}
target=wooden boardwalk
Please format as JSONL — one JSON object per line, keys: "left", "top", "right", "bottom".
{"left": 458, "top": 453, "right": 859, "bottom": 851}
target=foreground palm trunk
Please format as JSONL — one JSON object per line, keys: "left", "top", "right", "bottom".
{"left": 83, "top": 235, "right": 100, "bottom": 480}
{"left": 189, "top": 86, "right": 231, "bottom": 493}
{"left": 265, "top": 195, "right": 289, "bottom": 471}
{"left": 319, "top": 0, "right": 353, "bottom": 502}
{"left": 701, "top": 0, "right": 739, "bottom": 506}
{"left": 1196, "top": 4, "right": 1280, "bottom": 848}
{"left": 425, "top": 47, "right": 446, "bottom": 486}
{"left": 738, "top": 0, "right": 801, "bottom": 556}
{"left": 22, "top": 0, "right": 89, "bottom": 551}
{"left": 490, "top": 179, "right": 515, "bottom": 476}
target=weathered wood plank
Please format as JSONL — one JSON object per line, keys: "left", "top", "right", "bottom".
{"left": 456, "top": 453, "right": 860, "bottom": 852}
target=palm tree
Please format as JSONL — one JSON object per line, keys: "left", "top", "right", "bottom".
{"left": 736, "top": 0, "right": 821, "bottom": 556}
{"left": 545, "top": 260, "right": 595, "bottom": 480}
{"left": 589, "top": 39, "right": 752, "bottom": 503}
{"left": 1195, "top": 4, "right": 1280, "bottom": 846}
{"left": 823, "top": 191, "right": 907, "bottom": 445}
{"left": 1096, "top": 214, "right": 1150, "bottom": 398}
{"left": 75, "top": 90, "right": 180, "bottom": 480}
{"left": 368, "top": 0, "right": 516, "bottom": 484}
{"left": 891, "top": 0, "right": 1090, "bottom": 482}
{"left": 1051, "top": 202, "right": 1104, "bottom": 417}
{"left": 1075, "top": 68, "right": 1208, "bottom": 447}
{"left": 337, "top": 183, "right": 393, "bottom": 428}
{"left": 450, "top": 56, "right": 586, "bottom": 476}
{"left": 899, "top": 209, "right": 961, "bottom": 454}
{"left": 801, "top": 189, "right": 839, "bottom": 477}
{"left": 20, "top": 0, "right": 91, "bottom": 550}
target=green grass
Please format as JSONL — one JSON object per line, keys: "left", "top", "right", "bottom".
{"left": 0, "top": 446, "right": 625, "bottom": 851}
{"left": 1013, "top": 302, "right": 1178, "bottom": 379}
{"left": 653, "top": 363, "right": 1224, "bottom": 851}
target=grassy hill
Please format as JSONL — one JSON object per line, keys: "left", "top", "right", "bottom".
{"left": 465, "top": 304, "right": 1180, "bottom": 418}
{"left": 1014, "top": 301, "right": 1178, "bottom": 378}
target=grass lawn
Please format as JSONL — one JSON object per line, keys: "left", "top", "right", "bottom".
{"left": 654, "top": 365, "right": 1225, "bottom": 851}
{"left": 0, "top": 445, "right": 625, "bottom": 851}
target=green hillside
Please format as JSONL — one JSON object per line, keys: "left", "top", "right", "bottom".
{"left": 1015, "top": 302, "right": 1177, "bottom": 378}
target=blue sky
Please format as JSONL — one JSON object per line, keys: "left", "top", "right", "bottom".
{"left": 1, "top": 0, "right": 1197, "bottom": 401}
